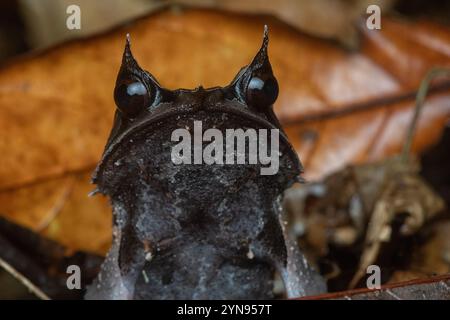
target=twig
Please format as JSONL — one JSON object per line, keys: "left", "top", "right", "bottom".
{"left": 402, "top": 67, "right": 450, "bottom": 162}
{"left": 0, "top": 257, "right": 50, "bottom": 300}
{"left": 36, "top": 178, "right": 74, "bottom": 232}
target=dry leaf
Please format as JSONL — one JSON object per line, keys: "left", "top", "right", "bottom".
{"left": 349, "top": 156, "right": 445, "bottom": 288}
{"left": 0, "top": 173, "right": 111, "bottom": 255}
{"left": 304, "top": 274, "right": 450, "bottom": 300}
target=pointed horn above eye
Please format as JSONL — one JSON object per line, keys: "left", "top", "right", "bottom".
{"left": 229, "top": 25, "right": 275, "bottom": 99}
{"left": 121, "top": 33, "right": 141, "bottom": 71}
{"left": 117, "top": 33, "right": 164, "bottom": 92}
{"left": 248, "top": 25, "right": 271, "bottom": 71}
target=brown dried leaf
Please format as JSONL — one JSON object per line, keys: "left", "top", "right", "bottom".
{"left": 0, "top": 172, "right": 111, "bottom": 255}
{"left": 304, "top": 274, "right": 450, "bottom": 300}
{"left": 284, "top": 155, "right": 446, "bottom": 290}
{"left": 349, "top": 156, "right": 445, "bottom": 288}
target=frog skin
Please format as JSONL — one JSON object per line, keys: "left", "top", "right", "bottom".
{"left": 86, "top": 27, "right": 326, "bottom": 300}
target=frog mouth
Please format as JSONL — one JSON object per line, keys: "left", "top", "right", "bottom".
{"left": 92, "top": 101, "right": 302, "bottom": 185}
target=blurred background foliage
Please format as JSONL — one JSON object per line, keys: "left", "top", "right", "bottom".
{"left": 1, "top": 0, "right": 450, "bottom": 62}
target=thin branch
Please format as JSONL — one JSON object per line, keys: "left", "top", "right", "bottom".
{"left": 402, "top": 67, "right": 450, "bottom": 162}
{"left": 0, "top": 257, "right": 50, "bottom": 300}
{"left": 37, "top": 179, "right": 74, "bottom": 232}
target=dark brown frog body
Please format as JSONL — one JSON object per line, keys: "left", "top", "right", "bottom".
{"left": 86, "top": 28, "right": 326, "bottom": 299}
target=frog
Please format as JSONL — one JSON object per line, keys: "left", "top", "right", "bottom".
{"left": 85, "top": 26, "right": 326, "bottom": 300}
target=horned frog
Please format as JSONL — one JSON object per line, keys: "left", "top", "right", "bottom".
{"left": 86, "top": 27, "right": 326, "bottom": 299}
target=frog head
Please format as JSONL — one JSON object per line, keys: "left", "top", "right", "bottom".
{"left": 88, "top": 27, "right": 325, "bottom": 300}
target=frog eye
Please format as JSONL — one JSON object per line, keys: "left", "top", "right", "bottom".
{"left": 230, "top": 26, "right": 279, "bottom": 111}
{"left": 114, "top": 79, "right": 150, "bottom": 117}
{"left": 114, "top": 34, "right": 161, "bottom": 118}
{"left": 246, "top": 75, "right": 279, "bottom": 110}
